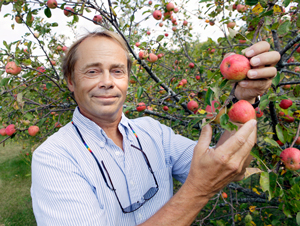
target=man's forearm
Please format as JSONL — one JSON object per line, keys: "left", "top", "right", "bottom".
{"left": 139, "top": 182, "right": 210, "bottom": 226}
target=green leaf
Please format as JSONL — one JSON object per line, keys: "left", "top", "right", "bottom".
{"left": 245, "top": 0, "right": 258, "bottom": 6}
{"left": 272, "top": 72, "right": 280, "bottom": 87}
{"left": 276, "top": 124, "right": 285, "bottom": 143}
{"left": 137, "top": 87, "right": 144, "bottom": 99}
{"left": 73, "top": 15, "right": 79, "bottom": 23}
{"left": 52, "top": 22, "right": 58, "bottom": 27}
{"left": 260, "top": 172, "right": 277, "bottom": 200}
{"left": 46, "top": 83, "right": 52, "bottom": 89}
{"left": 24, "top": 113, "right": 33, "bottom": 120}
{"left": 44, "top": 7, "right": 52, "bottom": 18}
{"left": 220, "top": 113, "right": 229, "bottom": 126}
{"left": 283, "top": 0, "right": 291, "bottom": 7}
{"left": 0, "top": 78, "right": 10, "bottom": 86}
{"left": 156, "top": 35, "right": 164, "bottom": 42}
{"left": 130, "top": 15, "right": 135, "bottom": 22}
{"left": 277, "top": 21, "right": 291, "bottom": 36}
{"left": 264, "top": 137, "right": 280, "bottom": 147}
{"left": 204, "top": 88, "right": 213, "bottom": 106}
{"left": 38, "top": 118, "right": 47, "bottom": 127}
{"left": 296, "top": 16, "right": 300, "bottom": 28}
{"left": 296, "top": 212, "right": 300, "bottom": 225}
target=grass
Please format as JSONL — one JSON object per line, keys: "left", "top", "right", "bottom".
{"left": 0, "top": 140, "right": 36, "bottom": 226}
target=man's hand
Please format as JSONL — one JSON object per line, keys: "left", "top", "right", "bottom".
{"left": 230, "top": 41, "right": 281, "bottom": 103}
{"left": 185, "top": 119, "right": 257, "bottom": 198}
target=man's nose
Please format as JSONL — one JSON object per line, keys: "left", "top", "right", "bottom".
{"left": 98, "top": 70, "right": 114, "bottom": 88}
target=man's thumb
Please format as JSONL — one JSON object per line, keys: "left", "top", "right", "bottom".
{"left": 195, "top": 123, "right": 212, "bottom": 152}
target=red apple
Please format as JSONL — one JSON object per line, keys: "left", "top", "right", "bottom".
{"left": 37, "top": 66, "right": 46, "bottom": 74}
{"left": 0, "top": 128, "right": 6, "bottom": 136}
{"left": 136, "top": 102, "right": 146, "bottom": 111}
{"left": 57, "top": 45, "right": 62, "bottom": 51}
{"left": 159, "top": 22, "right": 163, "bottom": 27}
{"left": 174, "top": 7, "right": 179, "bottom": 13}
{"left": 157, "top": 53, "right": 163, "bottom": 58}
{"left": 239, "top": 40, "right": 246, "bottom": 44}
{"left": 196, "top": 75, "right": 200, "bottom": 80}
{"left": 294, "top": 136, "right": 300, "bottom": 145}
{"left": 165, "top": 33, "right": 169, "bottom": 37}
{"left": 237, "top": 4, "right": 246, "bottom": 13}
{"left": 287, "top": 57, "right": 295, "bottom": 63}
{"left": 283, "top": 84, "right": 291, "bottom": 89}
{"left": 296, "top": 47, "right": 300, "bottom": 53}
{"left": 279, "top": 99, "right": 293, "bottom": 109}
{"left": 146, "top": 31, "right": 151, "bottom": 35}
{"left": 228, "top": 100, "right": 256, "bottom": 123}
{"left": 55, "top": 122, "right": 62, "bottom": 128}
{"left": 62, "top": 46, "right": 68, "bottom": 52}
{"left": 147, "top": 53, "right": 158, "bottom": 63}
{"left": 47, "top": 0, "right": 57, "bottom": 9}
{"left": 171, "top": 18, "right": 176, "bottom": 24}
{"left": 135, "top": 42, "right": 141, "bottom": 47}
{"left": 93, "top": 15, "right": 103, "bottom": 24}
{"left": 153, "top": 10, "right": 162, "bottom": 20}
{"left": 6, "top": 62, "right": 21, "bottom": 75}
{"left": 163, "top": 106, "right": 169, "bottom": 111}
{"left": 205, "top": 100, "right": 221, "bottom": 118}
{"left": 222, "top": 192, "right": 228, "bottom": 199}
{"left": 181, "top": 79, "right": 187, "bottom": 85}
{"left": 64, "top": 7, "right": 74, "bottom": 17}
{"left": 280, "top": 148, "right": 300, "bottom": 170}
{"left": 172, "top": 26, "right": 177, "bottom": 31}
{"left": 148, "top": 0, "right": 152, "bottom": 5}
{"left": 183, "top": 20, "right": 188, "bottom": 26}
{"left": 255, "top": 107, "right": 263, "bottom": 118}
{"left": 50, "top": 60, "right": 56, "bottom": 66}
{"left": 283, "top": 115, "right": 294, "bottom": 123}
{"left": 295, "top": 67, "right": 300, "bottom": 72}
{"left": 163, "top": 11, "right": 172, "bottom": 19}
{"left": 166, "top": 2, "right": 175, "bottom": 11}
{"left": 227, "top": 22, "right": 236, "bottom": 29}
{"left": 189, "top": 62, "right": 194, "bottom": 68}
{"left": 28, "top": 125, "right": 39, "bottom": 136}
{"left": 279, "top": 111, "right": 285, "bottom": 116}
{"left": 5, "top": 124, "right": 16, "bottom": 136}
{"left": 220, "top": 54, "right": 250, "bottom": 81}
{"left": 187, "top": 100, "right": 199, "bottom": 112}
{"left": 276, "top": 140, "right": 284, "bottom": 146}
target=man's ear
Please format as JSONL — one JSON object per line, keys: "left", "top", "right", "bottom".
{"left": 67, "top": 75, "right": 74, "bottom": 92}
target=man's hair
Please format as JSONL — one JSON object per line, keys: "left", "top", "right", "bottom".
{"left": 62, "top": 30, "right": 132, "bottom": 83}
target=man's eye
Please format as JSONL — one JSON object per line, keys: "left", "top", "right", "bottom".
{"left": 87, "top": 70, "right": 96, "bottom": 74}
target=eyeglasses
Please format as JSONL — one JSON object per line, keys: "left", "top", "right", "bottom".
{"left": 72, "top": 121, "right": 159, "bottom": 213}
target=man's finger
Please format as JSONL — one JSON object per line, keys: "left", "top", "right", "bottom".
{"left": 247, "top": 67, "right": 277, "bottom": 80}
{"left": 194, "top": 123, "right": 212, "bottom": 156}
{"left": 248, "top": 51, "right": 281, "bottom": 67}
{"left": 245, "top": 41, "right": 270, "bottom": 58}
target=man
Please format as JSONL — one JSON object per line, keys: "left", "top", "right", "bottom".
{"left": 31, "top": 30, "right": 280, "bottom": 225}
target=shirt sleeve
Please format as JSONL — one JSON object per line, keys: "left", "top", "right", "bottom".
{"left": 158, "top": 120, "right": 197, "bottom": 184}
{"left": 31, "top": 146, "right": 108, "bottom": 226}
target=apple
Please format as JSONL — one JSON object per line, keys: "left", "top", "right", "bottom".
{"left": 172, "top": 26, "right": 177, "bottom": 31}
{"left": 227, "top": 22, "right": 236, "bottom": 29}
{"left": 147, "top": 53, "right": 158, "bottom": 63}
{"left": 196, "top": 75, "right": 200, "bottom": 80}
{"left": 239, "top": 40, "right": 246, "bottom": 44}
{"left": 0, "top": 128, "right": 6, "bottom": 136}
{"left": 43, "top": 84, "right": 47, "bottom": 91}
{"left": 47, "top": 0, "right": 57, "bottom": 9}
{"left": 220, "top": 54, "right": 250, "bottom": 81}
{"left": 174, "top": 7, "right": 179, "bottom": 13}
{"left": 34, "top": 32, "right": 40, "bottom": 38}
{"left": 287, "top": 57, "right": 295, "bottom": 63}
{"left": 171, "top": 18, "right": 176, "bottom": 24}
{"left": 276, "top": 140, "right": 284, "bottom": 146}
{"left": 51, "top": 60, "right": 56, "bottom": 66}
{"left": 139, "top": 51, "right": 146, "bottom": 59}
{"left": 93, "top": 15, "right": 103, "bottom": 24}
{"left": 28, "top": 125, "right": 39, "bottom": 136}
{"left": 181, "top": 79, "right": 187, "bottom": 85}
{"left": 222, "top": 192, "right": 228, "bottom": 199}
{"left": 64, "top": 7, "right": 74, "bottom": 17}
{"left": 5, "top": 124, "right": 16, "bottom": 136}
{"left": 209, "top": 21, "right": 215, "bottom": 26}
{"left": 146, "top": 31, "right": 151, "bottom": 35}
{"left": 55, "top": 122, "right": 62, "bottom": 128}
{"left": 157, "top": 53, "right": 163, "bottom": 58}
{"left": 166, "top": 2, "right": 175, "bottom": 11}
{"left": 183, "top": 20, "right": 188, "bottom": 26}
{"left": 163, "top": 106, "right": 169, "bottom": 111}
{"left": 37, "top": 66, "right": 46, "bottom": 74}
{"left": 208, "top": 48, "right": 215, "bottom": 54}
{"left": 237, "top": 4, "right": 246, "bottom": 13}
{"left": 148, "top": 0, "right": 152, "bottom": 5}
{"left": 232, "top": 4, "right": 237, "bottom": 10}
{"left": 295, "top": 66, "right": 300, "bottom": 72}
{"left": 165, "top": 33, "right": 169, "bottom": 37}
{"left": 57, "top": 45, "right": 62, "bottom": 51}
{"left": 283, "top": 84, "right": 291, "bottom": 89}
{"left": 6, "top": 62, "right": 21, "bottom": 75}
{"left": 159, "top": 22, "right": 163, "bottom": 27}
{"left": 294, "top": 136, "right": 300, "bottom": 145}
{"left": 255, "top": 107, "right": 263, "bottom": 118}
{"left": 27, "top": 15, "right": 34, "bottom": 24}
{"left": 189, "top": 62, "right": 195, "bottom": 68}
{"left": 205, "top": 100, "right": 221, "bottom": 118}
{"left": 283, "top": 115, "right": 294, "bottom": 123}
{"left": 228, "top": 100, "right": 256, "bottom": 123}
{"left": 163, "top": 11, "right": 172, "bottom": 19}
{"left": 153, "top": 10, "right": 162, "bottom": 20}
{"left": 187, "top": 100, "right": 198, "bottom": 112}
{"left": 135, "top": 42, "right": 141, "bottom": 47}
{"left": 147, "top": 106, "right": 153, "bottom": 111}
{"left": 62, "top": 46, "right": 68, "bottom": 52}
{"left": 280, "top": 148, "right": 300, "bottom": 170}
{"left": 136, "top": 102, "right": 146, "bottom": 111}
{"left": 15, "top": 15, "right": 22, "bottom": 24}
{"left": 279, "top": 99, "right": 293, "bottom": 109}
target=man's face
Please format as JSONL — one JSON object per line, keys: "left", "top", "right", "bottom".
{"left": 68, "top": 36, "right": 128, "bottom": 123}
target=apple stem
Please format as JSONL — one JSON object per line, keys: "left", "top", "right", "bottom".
{"left": 290, "top": 121, "right": 300, "bottom": 148}
{"left": 224, "top": 82, "right": 238, "bottom": 106}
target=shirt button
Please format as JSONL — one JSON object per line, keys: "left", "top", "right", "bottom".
{"left": 115, "top": 151, "right": 121, "bottom": 156}
{"left": 99, "top": 141, "right": 105, "bottom": 147}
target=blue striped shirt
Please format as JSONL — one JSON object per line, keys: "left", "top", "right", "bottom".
{"left": 31, "top": 107, "right": 197, "bottom": 225}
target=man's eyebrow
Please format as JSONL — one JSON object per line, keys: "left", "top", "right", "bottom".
{"left": 81, "top": 63, "right": 102, "bottom": 71}
{"left": 111, "top": 64, "right": 126, "bottom": 69}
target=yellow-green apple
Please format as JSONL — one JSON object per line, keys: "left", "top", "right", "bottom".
{"left": 279, "top": 99, "right": 292, "bottom": 109}
{"left": 147, "top": 53, "right": 158, "bottom": 63}
{"left": 5, "top": 124, "right": 16, "bottom": 136}
{"left": 47, "top": 0, "right": 57, "bottom": 9}
{"left": 187, "top": 100, "right": 198, "bottom": 112}
{"left": 220, "top": 54, "right": 250, "bottom": 81}
{"left": 228, "top": 100, "right": 256, "bottom": 123}
{"left": 255, "top": 107, "right": 263, "bottom": 118}
{"left": 183, "top": 20, "right": 188, "bottom": 26}
{"left": 166, "top": 2, "right": 175, "bottom": 11}
{"left": 163, "top": 106, "right": 169, "bottom": 111}
{"left": 0, "top": 128, "right": 6, "bottom": 136}
{"left": 280, "top": 147, "right": 300, "bottom": 170}
{"left": 153, "top": 10, "right": 162, "bottom": 20}
{"left": 6, "top": 62, "right": 21, "bottom": 75}
{"left": 28, "top": 125, "right": 39, "bottom": 136}
{"left": 189, "top": 62, "right": 194, "bottom": 68}
{"left": 227, "top": 21, "right": 236, "bottom": 28}
{"left": 136, "top": 102, "right": 146, "bottom": 111}
{"left": 93, "top": 15, "right": 103, "bottom": 24}
{"left": 64, "top": 7, "right": 74, "bottom": 16}
{"left": 15, "top": 15, "right": 22, "bottom": 23}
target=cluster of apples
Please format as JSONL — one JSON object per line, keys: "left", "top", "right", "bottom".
{"left": 278, "top": 99, "right": 295, "bottom": 123}
{"left": 138, "top": 50, "right": 163, "bottom": 63}
{"left": 0, "top": 124, "right": 39, "bottom": 137}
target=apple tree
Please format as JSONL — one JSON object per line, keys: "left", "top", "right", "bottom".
{"left": 1, "top": 0, "right": 300, "bottom": 224}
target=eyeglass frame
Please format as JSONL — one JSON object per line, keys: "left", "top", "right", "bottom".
{"left": 72, "top": 121, "right": 159, "bottom": 213}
